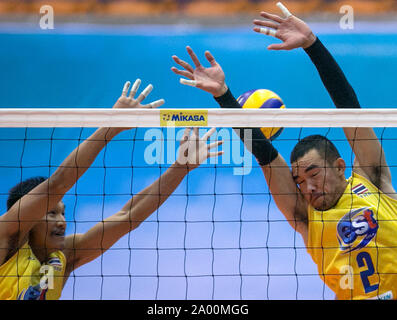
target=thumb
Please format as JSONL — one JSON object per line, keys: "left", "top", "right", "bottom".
{"left": 267, "top": 43, "right": 289, "bottom": 51}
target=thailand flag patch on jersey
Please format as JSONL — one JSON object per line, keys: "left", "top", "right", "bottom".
{"left": 352, "top": 183, "right": 369, "bottom": 197}
{"left": 47, "top": 257, "right": 63, "bottom": 271}
{"left": 48, "top": 257, "right": 62, "bottom": 267}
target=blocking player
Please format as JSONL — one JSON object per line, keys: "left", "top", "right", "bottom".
{"left": 171, "top": 3, "right": 397, "bottom": 300}
{"left": 0, "top": 80, "right": 223, "bottom": 300}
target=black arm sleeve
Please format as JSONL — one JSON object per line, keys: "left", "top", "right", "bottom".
{"left": 304, "top": 37, "right": 360, "bottom": 109}
{"left": 214, "top": 88, "right": 279, "bottom": 166}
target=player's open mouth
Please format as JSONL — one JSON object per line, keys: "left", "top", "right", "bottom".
{"left": 52, "top": 230, "right": 65, "bottom": 237}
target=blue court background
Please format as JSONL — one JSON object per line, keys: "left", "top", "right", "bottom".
{"left": 0, "top": 21, "right": 397, "bottom": 299}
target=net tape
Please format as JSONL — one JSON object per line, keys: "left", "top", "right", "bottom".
{"left": 0, "top": 108, "right": 395, "bottom": 128}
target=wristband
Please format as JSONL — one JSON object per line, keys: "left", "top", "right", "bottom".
{"left": 235, "top": 128, "right": 279, "bottom": 166}
{"left": 214, "top": 88, "right": 279, "bottom": 166}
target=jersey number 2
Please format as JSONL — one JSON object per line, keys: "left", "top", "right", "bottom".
{"left": 356, "top": 251, "right": 379, "bottom": 294}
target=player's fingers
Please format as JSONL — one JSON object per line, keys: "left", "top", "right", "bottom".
{"left": 180, "top": 79, "right": 197, "bottom": 87}
{"left": 253, "top": 19, "right": 279, "bottom": 30}
{"left": 186, "top": 46, "right": 202, "bottom": 68}
{"left": 254, "top": 27, "right": 277, "bottom": 37}
{"left": 172, "top": 55, "right": 194, "bottom": 73}
{"left": 208, "top": 151, "right": 224, "bottom": 158}
{"left": 135, "top": 84, "right": 153, "bottom": 104}
{"left": 181, "top": 127, "right": 192, "bottom": 142}
{"left": 171, "top": 67, "right": 195, "bottom": 80}
{"left": 142, "top": 99, "right": 165, "bottom": 109}
{"left": 204, "top": 51, "right": 217, "bottom": 67}
{"left": 277, "top": 2, "right": 293, "bottom": 19}
{"left": 207, "top": 140, "right": 223, "bottom": 150}
{"left": 202, "top": 127, "right": 217, "bottom": 141}
{"left": 121, "top": 81, "right": 130, "bottom": 97}
{"left": 268, "top": 43, "right": 289, "bottom": 50}
{"left": 129, "top": 79, "right": 141, "bottom": 98}
{"left": 192, "top": 127, "right": 199, "bottom": 138}
{"left": 259, "top": 11, "right": 284, "bottom": 24}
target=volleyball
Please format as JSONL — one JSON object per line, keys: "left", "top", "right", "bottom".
{"left": 237, "top": 89, "right": 285, "bottom": 141}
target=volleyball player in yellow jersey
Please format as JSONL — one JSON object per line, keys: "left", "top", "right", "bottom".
{"left": 0, "top": 80, "right": 223, "bottom": 300}
{"left": 172, "top": 2, "right": 397, "bottom": 300}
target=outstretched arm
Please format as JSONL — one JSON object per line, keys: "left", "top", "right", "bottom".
{"left": 64, "top": 128, "right": 223, "bottom": 271}
{"left": 171, "top": 48, "right": 309, "bottom": 239}
{"left": 253, "top": 2, "right": 393, "bottom": 193}
{"left": 0, "top": 80, "right": 164, "bottom": 264}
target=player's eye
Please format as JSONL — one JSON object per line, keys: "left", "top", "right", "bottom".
{"left": 311, "top": 171, "right": 320, "bottom": 177}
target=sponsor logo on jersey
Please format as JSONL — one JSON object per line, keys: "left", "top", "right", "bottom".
{"left": 336, "top": 207, "right": 378, "bottom": 253}
{"left": 17, "top": 284, "right": 47, "bottom": 300}
{"left": 367, "top": 290, "right": 393, "bottom": 300}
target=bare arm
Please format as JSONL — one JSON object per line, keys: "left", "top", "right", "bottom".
{"left": 345, "top": 128, "right": 391, "bottom": 190}
{"left": 171, "top": 47, "right": 309, "bottom": 241}
{"left": 0, "top": 80, "right": 164, "bottom": 264}
{"left": 64, "top": 128, "right": 223, "bottom": 271}
{"left": 262, "top": 155, "right": 308, "bottom": 240}
{"left": 0, "top": 127, "right": 122, "bottom": 248}
{"left": 64, "top": 162, "right": 187, "bottom": 271}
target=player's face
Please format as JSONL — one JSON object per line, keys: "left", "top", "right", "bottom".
{"left": 29, "top": 201, "right": 66, "bottom": 252}
{"left": 292, "top": 149, "right": 346, "bottom": 211}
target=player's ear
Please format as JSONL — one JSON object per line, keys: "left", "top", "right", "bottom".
{"left": 335, "top": 158, "right": 346, "bottom": 177}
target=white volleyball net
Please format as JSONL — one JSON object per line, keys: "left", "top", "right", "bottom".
{"left": 1, "top": 107, "right": 396, "bottom": 300}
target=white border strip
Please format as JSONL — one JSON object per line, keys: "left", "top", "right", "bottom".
{"left": 1, "top": 21, "right": 397, "bottom": 35}
{"left": 0, "top": 108, "right": 396, "bottom": 128}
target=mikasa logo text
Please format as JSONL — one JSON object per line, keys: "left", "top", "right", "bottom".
{"left": 160, "top": 110, "right": 208, "bottom": 127}
{"left": 170, "top": 114, "right": 205, "bottom": 122}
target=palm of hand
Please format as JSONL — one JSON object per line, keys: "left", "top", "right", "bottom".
{"left": 178, "top": 133, "right": 208, "bottom": 167}
{"left": 277, "top": 17, "right": 313, "bottom": 50}
{"left": 194, "top": 64, "right": 225, "bottom": 93}
{"left": 177, "top": 128, "right": 223, "bottom": 170}
{"left": 113, "top": 96, "right": 139, "bottom": 109}
{"left": 172, "top": 47, "right": 227, "bottom": 97}
{"left": 180, "top": 138, "right": 206, "bottom": 166}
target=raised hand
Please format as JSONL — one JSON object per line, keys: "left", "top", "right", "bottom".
{"left": 177, "top": 127, "right": 223, "bottom": 170}
{"left": 113, "top": 79, "right": 165, "bottom": 109}
{"left": 253, "top": 2, "right": 316, "bottom": 51}
{"left": 171, "top": 46, "right": 228, "bottom": 97}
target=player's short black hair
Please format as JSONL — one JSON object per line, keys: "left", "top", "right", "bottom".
{"left": 290, "top": 135, "right": 341, "bottom": 165}
{"left": 7, "top": 176, "right": 47, "bottom": 211}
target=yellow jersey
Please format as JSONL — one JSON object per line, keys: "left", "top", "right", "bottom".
{"left": 307, "top": 172, "right": 397, "bottom": 300}
{"left": 0, "top": 242, "right": 66, "bottom": 300}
